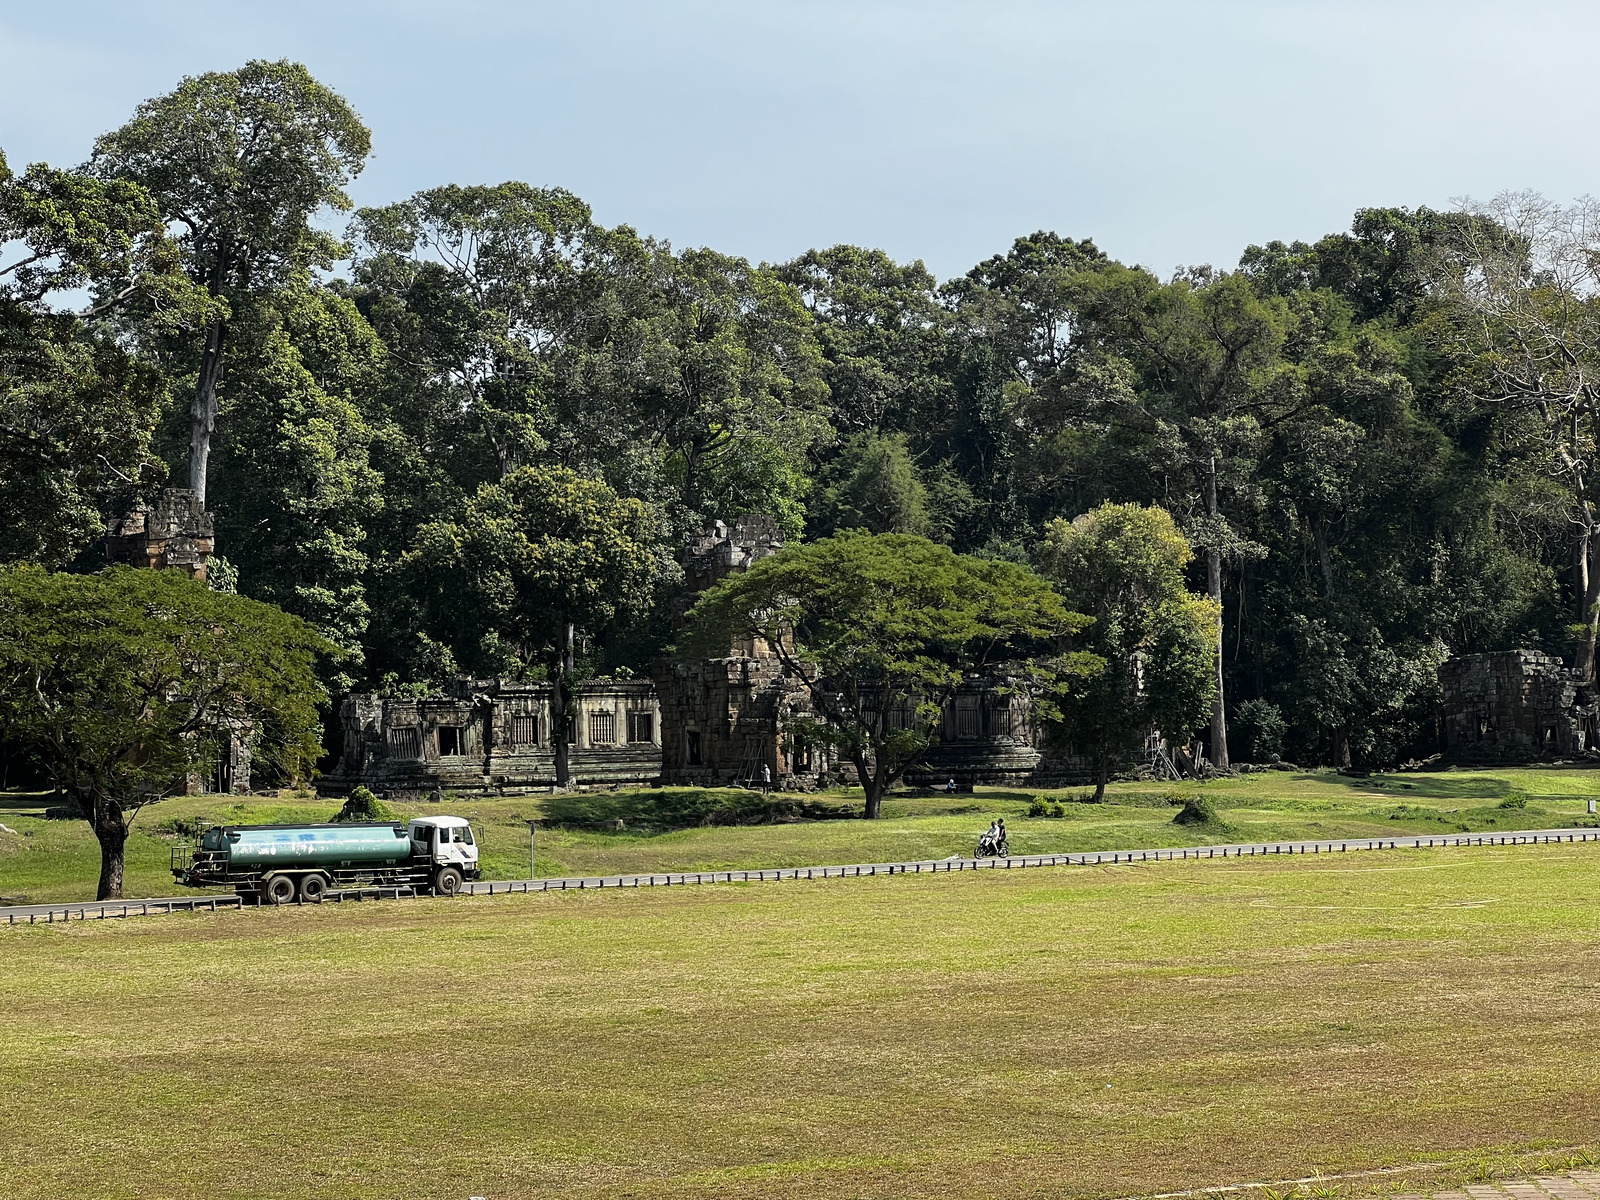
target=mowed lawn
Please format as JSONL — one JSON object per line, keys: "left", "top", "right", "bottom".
{"left": 5, "top": 765, "right": 1600, "bottom": 903}
{"left": 2, "top": 843, "right": 1598, "bottom": 1199}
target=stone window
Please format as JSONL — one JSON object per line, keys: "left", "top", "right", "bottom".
{"left": 687, "top": 730, "right": 703, "bottom": 765}
{"left": 955, "top": 706, "right": 981, "bottom": 738}
{"left": 388, "top": 727, "right": 421, "bottom": 759}
{"left": 437, "top": 726, "right": 465, "bottom": 757}
{"left": 511, "top": 714, "right": 539, "bottom": 745}
{"left": 590, "top": 711, "right": 616, "bottom": 745}
{"left": 627, "top": 711, "right": 653, "bottom": 743}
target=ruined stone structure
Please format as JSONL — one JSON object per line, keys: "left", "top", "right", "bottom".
{"left": 104, "top": 487, "right": 251, "bottom": 793}
{"left": 322, "top": 514, "right": 1092, "bottom": 797}
{"left": 1439, "top": 650, "right": 1600, "bottom": 763}
{"left": 651, "top": 515, "right": 1091, "bottom": 789}
{"left": 320, "top": 677, "right": 662, "bottom": 798}
{"left": 104, "top": 488, "right": 214, "bottom": 582}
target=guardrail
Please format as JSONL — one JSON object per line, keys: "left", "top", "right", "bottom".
{"left": 7, "top": 827, "right": 1598, "bottom": 924}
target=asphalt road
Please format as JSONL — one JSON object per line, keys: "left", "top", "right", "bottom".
{"left": 5, "top": 826, "right": 1597, "bottom": 925}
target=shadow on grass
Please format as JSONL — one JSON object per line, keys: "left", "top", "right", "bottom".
{"left": 541, "top": 787, "right": 858, "bottom": 833}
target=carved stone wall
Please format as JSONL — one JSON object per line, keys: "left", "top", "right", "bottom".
{"left": 105, "top": 488, "right": 214, "bottom": 582}
{"left": 319, "top": 678, "right": 662, "bottom": 798}
{"left": 1440, "top": 650, "right": 1599, "bottom": 763}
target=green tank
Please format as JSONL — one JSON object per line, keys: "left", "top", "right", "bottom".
{"left": 201, "top": 822, "right": 412, "bottom": 871}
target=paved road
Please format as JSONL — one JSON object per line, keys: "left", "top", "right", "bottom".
{"left": 6, "top": 826, "right": 1598, "bottom": 925}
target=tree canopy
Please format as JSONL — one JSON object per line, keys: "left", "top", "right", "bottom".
{"left": 679, "top": 532, "right": 1091, "bottom": 816}
{"left": 0, "top": 566, "right": 329, "bottom": 898}
{"left": 2, "top": 59, "right": 1591, "bottom": 776}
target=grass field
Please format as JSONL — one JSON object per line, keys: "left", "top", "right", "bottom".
{"left": 2, "top": 840, "right": 1598, "bottom": 1199}
{"left": 4, "top": 766, "right": 1600, "bottom": 904}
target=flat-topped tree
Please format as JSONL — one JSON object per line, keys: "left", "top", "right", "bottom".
{"left": 91, "top": 59, "right": 370, "bottom": 508}
{"left": 679, "top": 531, "right": 1093, "bottom": 818}
{"left": 0, "top": 566, "right": 329, "bottom": 900}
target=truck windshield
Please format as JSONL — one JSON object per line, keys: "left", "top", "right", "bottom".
{"left": 459, "top": 826, "right": 474, "bottom": 845}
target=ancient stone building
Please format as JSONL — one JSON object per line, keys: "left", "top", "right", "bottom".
{"left": 104, "top": 487, "right": 251, "bottom": 793}
{"left": 320, "top": 677, "right": 662, "bottom": 798}
{"left": 1439, "top": 650, "right": 1599, "bottom": 763}
{"left": 652, "top": 515, "right": 1091, "bottom": 789}
{"left": 104, "top": 488, "right": 214, "bottom": 582}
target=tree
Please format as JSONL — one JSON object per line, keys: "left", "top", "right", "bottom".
{"left": 0, "top": 566, "right": 329, "bottom": 899}
{"left": 407, "top": 466, "right": 664, "bottom": 784}
{"left": 91, "top": 59, "right": 371, "bottom": 507}
{"left": 680, "top": 532, "right": 1090, "bottom": 818}
{"left": 1432, "top": 192, "right": 1600, "bottom": 681}
{"left": 1079, "top": 267, "right": 1286, "bottom": 768}
{"left": 0, "top": 148, "right": 197, "bottom": 566}
{"left": 808, "top": 431, "right": 933, "bottom": 538}
{"left": 1039, "top": 503, "right": 1218, "bottom": 799}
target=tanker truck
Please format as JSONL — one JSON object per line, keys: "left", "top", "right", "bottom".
{"left": 171, "top": 816, "right": 481, "bottom": 904}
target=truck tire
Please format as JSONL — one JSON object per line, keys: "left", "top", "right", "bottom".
{"left": 262, "top": 875, "right": 296, "bottom": 906}
{"left": 433, "top": 866, "right": 463, "bottom": 897}
{"left": 298, "top": 874, "right": 329, "bottom": 903}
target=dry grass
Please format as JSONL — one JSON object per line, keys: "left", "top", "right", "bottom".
{"left": 3, "top": 841, "right": 1598, "bottom": 1199}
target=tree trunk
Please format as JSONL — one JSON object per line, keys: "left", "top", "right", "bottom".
{"left": 1093, "top": 750, "right": 1108, "bottom": 802}
{"left": 189, "top": 316, "right": 226, "bottom": 507}
{"left": 1205, "top": 457, "right": 1229, "bottom": 768}
{"left": 1332, "top": 726, "right": 1352, "bottom": 770}
{"left": 553, "top": 623, "right": 574, "bottom": 788}
{"left": 1574, "top": 522, "right": 1600, "bottom": 683}
{"left": 93, "top": 803, "right": 128, "bottom": 901}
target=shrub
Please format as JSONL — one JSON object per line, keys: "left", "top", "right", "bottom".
{"left": 1028, "top": 799, "right": 1048, "bottom": 817}
{"left": 1172, "top": 795, "right": 1222, "bottom": 826}
{"left": 1498, "top": 791, "right": 1528, "bottom": 810}
{"left": 337, "top": 785, "right": 397, "bottom": 823}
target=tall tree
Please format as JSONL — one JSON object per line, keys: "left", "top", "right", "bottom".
{"left": 1039, "top": 503, "right": 1217, "bottom": 797}
{"left": 680, "top": 532, "right": 1088, "bottom": 818}
{"left": 91, "top": 59, "right": 371, "bottom": 507}
{"left": 0, "top": 149, "right": 197, "bottom": 565}
{"left": 1432, "top": 192, "right": 1600, "bottom": 681}
{"left": 0, "top": 565, "right": 328, "bottom": 898}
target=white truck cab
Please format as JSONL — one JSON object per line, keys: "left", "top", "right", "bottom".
{"left": 408, "top": 816, "right": 481, "bottom": 894}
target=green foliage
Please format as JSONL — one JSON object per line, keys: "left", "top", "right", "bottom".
{"left": 1171, "top": 795, "right": 1222, "bottom": 826}
{"left": 336, "top": 785, "right": 396, "bottom": 822}
{"left": 809, "top": 432, "right": 934, "bottom": 539}
{"left": 409, "top": 464, "right": 664, "bottom": 679}
{"left": 1039, "top": 503, "right": 1217, "bottom": 795}
{"left": 0, "top": 565, "right": 330, "bottom": 897}
{"left": 681, "top": 531, "right": 1092, "bottom": 816}
{"left": 1232, "top": 698, "right": 1287, "bottom": 762}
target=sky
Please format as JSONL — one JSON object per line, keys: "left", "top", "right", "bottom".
{"left": 2, "top": 0, "right": 1597, "bottom": 283}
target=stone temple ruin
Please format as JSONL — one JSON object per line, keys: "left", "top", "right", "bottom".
{"left": 1439, "top": 650, "right": 1600, "bottom": 764}
{"left": 323, "top": 515, "right": 1090, "bottom": 798}
{"left": 105, "top": 487, "right": 215, "bottom": 582}
{"left": 103, "top": 487, "right": 250, "bottom": 794}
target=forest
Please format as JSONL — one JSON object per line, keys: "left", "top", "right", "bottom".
{"left": 5, "top": 59, "right": 1598, "bottom": 774}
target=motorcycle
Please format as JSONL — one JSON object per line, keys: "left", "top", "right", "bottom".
{"left": 975, "top": 832, "right": 1010, "bottom": 858}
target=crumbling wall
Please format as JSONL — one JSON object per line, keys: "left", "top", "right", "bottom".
{"left": 318, "top": 679, "right": 662, "bottom": 798}
{"left": 1440, "top": 650, "right": 1598, "bottom": 763}
{"left": 104, "top": 488, "right": 214, "bottom": 582}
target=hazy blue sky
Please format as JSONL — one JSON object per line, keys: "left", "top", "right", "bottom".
{"left": 3, "top": 1, "right": 1595, "bottom": 281}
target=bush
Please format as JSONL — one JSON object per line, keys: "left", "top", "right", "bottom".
{"left": 337, "top": 786, "right": 397, "bottom": 823}
{"left": 1172, "top": 795, "right": 1222, "bottom": 826}
{"left": 1498, "top": 791, "right": 1528, "bottom": 810}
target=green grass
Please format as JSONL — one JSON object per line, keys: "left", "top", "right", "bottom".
{"left": 4, "top": 766, "right": 1600, "bottom": 903}
{"left": 2, "top": 842, "right": 1598, "bottom": 1198}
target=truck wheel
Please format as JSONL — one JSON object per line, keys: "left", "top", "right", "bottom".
{"left": 262, "top": 875, "right": 296, "bottom": 906}
{"left": 298, "top": 874, "right": 329, "bottom": 903}
{"left": 433, "top": 866, "right": 463, "bottom": 897}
